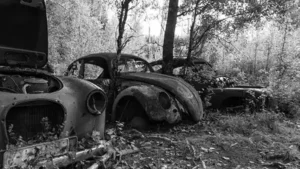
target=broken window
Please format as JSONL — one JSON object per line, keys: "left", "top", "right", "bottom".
{"left": 118, "top": 59, "right": 150, "bottom": 73}
{"left": 84, "top": 63, "right": 103, "bottom": 80}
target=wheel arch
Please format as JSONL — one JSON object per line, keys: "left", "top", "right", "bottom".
{"left": 111, "top": 85, "right": 156, "bottom": 122}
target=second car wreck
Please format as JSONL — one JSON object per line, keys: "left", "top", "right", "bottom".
{"left": 66, "top": 53, "right": 204, "bottom": 128}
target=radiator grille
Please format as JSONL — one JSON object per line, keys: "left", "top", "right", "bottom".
{"left": 6, "top": 101, "right": 65, "bottom": 142}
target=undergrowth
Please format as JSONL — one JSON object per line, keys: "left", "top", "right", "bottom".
{"left": 214, "top": 112, "right": 282, "bottom": 136}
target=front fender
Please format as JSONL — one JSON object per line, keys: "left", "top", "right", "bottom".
{"left": 111, "top": 85, "right": 181, "bottom": 124}
{"left": 59, "top": 76, "right": 107, "bottom": 138}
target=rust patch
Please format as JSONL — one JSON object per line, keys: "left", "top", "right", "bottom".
{"left": 3, "top": 137, "right": 77, "bottom": 169}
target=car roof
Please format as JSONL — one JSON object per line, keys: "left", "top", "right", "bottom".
{"left": 150, "top": 57, "right": 212, "bottom": 68}
{"left": 78, "top": 53, "right": 147, "bottom": 63}
{"left": 68, "top": 52, "right": 154, "bottom": 72}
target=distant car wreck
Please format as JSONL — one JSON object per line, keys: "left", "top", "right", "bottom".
{"left": 151, "top": 57, "right": 273, "bottom": 111}
{"left": 66, "top": 53, "right": 204, "bottom": 128}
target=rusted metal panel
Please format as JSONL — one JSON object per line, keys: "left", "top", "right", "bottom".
{"left": 112, "top": 85, "right": 183, "bottom": 124}
{"left": 3, "top": 138, "right": 110, "bottom": 169}
{"left": 3, "top": 137, "right": 77, "bottom": 169}
{"left": 119, "top": 72, "right": 204, "bottom": 122}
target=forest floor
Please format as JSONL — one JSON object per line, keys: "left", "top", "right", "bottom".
{"left": 107, "top": 111, "right": 300, "bottom": 169}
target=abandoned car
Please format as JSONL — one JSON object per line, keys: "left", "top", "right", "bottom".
{"left": 150, "top": 57, "right": 273, "bottom": 110}
{"left": 0, "top": 0, "right": 107, "bottom": 168}
{"left": 65, "top": 53, "right": 204, "bottom": 127}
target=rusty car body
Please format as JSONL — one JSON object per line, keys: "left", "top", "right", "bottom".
{"left": 0, "top": 0, "right": 108, "bottom": 168}
{"left": 66, "top": 53, "right": 204, "bottom": 127}
{"left": 151, "top": 57, "right": 273, "bottom": 110}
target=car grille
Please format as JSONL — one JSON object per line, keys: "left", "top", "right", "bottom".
{"left": 6, "top": 101, "right": 65, "bottom": 142}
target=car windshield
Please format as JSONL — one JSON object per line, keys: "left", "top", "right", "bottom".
{"left": 118, "top": 59, "right": 151, "bottom": 73}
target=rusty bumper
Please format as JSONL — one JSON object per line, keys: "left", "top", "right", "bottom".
{"left": 2, "top": 137, "right": 110, "bottom": 169}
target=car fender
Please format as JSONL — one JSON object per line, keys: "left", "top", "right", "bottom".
{"left": 111, "top": 85, "right": 181, "bottom": 123}
{"left": 120, "top": 73, "right": 204, "bottom": 122}
{"left": 58, "top": 76, "right": 107, "bottom": 137}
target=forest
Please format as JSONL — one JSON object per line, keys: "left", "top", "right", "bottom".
{"left": 46, "top": 0, "right": 300, "bottom": 118}
{"left": 43, "top": 0, "right": 300, "bottom": 168}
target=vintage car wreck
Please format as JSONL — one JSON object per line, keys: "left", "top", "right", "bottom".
{"left": 151, "top": 57, "right": 273, "bottom": 110}
{"left": 66, "top": 53, "right": 204, "bottom": 128}
{"left": 0, "top": 0, "right": 108, "bottom": 168}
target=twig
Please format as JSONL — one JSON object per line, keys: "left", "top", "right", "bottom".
{"left": 201, "top": 160, "right": 207, "bottom": 169}
{"left": 147, "top": 134, "right": 177, "bottom": 145}
{"left": 186, "top": 139, "right": 196, "bottom": 157}
{"left": 118, "top": 146, "right": 140, "bottom": 156}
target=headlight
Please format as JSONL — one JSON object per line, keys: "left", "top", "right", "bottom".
{"left": 86, "top": 90, "right": 107, "bottom": 115}
{"left": 158, "top": 92, "right": 171, "bottom": 109}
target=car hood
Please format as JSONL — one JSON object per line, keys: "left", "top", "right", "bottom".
{"left": 232, "top": 87, "right": 270, "bottom": 94}
{"left": 0, "top": 0, "right": 48, "bottom": 68}
{"left": 225, "top": 85, "right": 267, "bottom": 92}
{"left": 119, "top": 72, "right": 204, "bottom": 121}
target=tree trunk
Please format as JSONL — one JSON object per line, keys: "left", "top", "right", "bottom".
{"left": 278, "top": 21, "right": 288, "bottom": 80}
{"left": 187, "top": 0, "right": 201, "bottom": 62}
{"left": 113, "top": 0, "right": 132, "bottom": 78}
{"left": 162, "top": 0, "right": 179, "bottom": 74}
{"left": 116, "top": 0, "right": 131, "bottom": 57}
{"left": 265, "top": 35, "right": 273, "bottom": 71}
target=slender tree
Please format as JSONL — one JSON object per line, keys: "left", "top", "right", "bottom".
{"left": 162, "top": 0, "right": 179, "bottom": 74}
{"left": 116, "top": 0, "right": 133, "bottom": 57}
{"left": 186, "top": 0, "right": 201, "bottom": 62}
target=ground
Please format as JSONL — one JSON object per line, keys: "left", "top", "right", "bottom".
{"left": 103, "top": 111, "right": 300, "bottom": 169}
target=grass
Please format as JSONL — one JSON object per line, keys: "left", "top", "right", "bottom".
{"left": 214, "top": 111, "right": 282, "bottom": 135}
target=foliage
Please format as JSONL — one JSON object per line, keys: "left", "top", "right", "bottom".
{"left": 178, "top": 64, "right": 216, "bottom": 107}
{"left": 46, "top": 0, "right": 116, "bottom": 75}
{"left": 203, "top": 15, "right": 300, "bottom": 118}
{"left": 178, "top": 0, "right": 294, "bottom": 60}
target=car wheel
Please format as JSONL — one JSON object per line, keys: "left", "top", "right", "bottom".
{"left": 116, "top": 97, "right": 149, "bottom": 130}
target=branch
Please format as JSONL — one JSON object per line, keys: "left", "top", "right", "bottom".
{"left": 121, "top": 35, "right": 135, "bottom": 50}
{"left": 126, "top": 23, "right": 137, "bottom": 33}
{"left": 177, "top": 1, "right": 210, "bottom": 17}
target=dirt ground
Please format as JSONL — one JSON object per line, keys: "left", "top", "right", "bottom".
{"left": 107, "top": 111, "right": 300, "bottom": 169}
